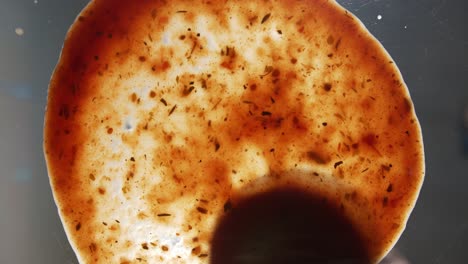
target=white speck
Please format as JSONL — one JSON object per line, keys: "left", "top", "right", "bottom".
{"left": 404, "top": 25, "right": 408, "bottom": 29}
{"left": 34, "top": 0, "right": 38, "bottom": 4}
{"left": 162, "top": 32, "right": 170, "bottom": 45}
{"left": 123, "top": 116, "right": 136, "bottom": 131}
{"left": 124, "top": 121, "right": 133, "bottom": 131}
{"left": 15, "top": 27, "right": 24, "bottom": 36}
{"left": 377, "top": 15, "right": 382, "bottom": 20}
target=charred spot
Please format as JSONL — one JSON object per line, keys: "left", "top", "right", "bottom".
{"left": 182, "top": 85, "right": 195, "bottom": 96}
{"left": 192, "top": 246, "right": 201, "bottom": 255}
{"left": 335, "top": 38, "right": 342, "bottom": 50}
{"left": 263, "top": 116, "right": 284, "bottom": 129}
{"left": 151, "top": 9, "right": 158, "bottom": 20}
{"left": 361, "top": 97, "right": 374, "bottom": 111}
{"left": 58, "top": 104, "right": 70, "bottom": 120}
{"left": 260, "top": 65, "right": 274, "bottom": 78}
{"left": 151, "top": 60, "right": 171, "bottom": 73}
{"left": 334, "top": 161, "right": 343, "bottom": 168}
{"left": 149, "top": 90, "right": 156, "bottom": 98}
{"left": 75, "top": 222, "right": 82, "bottom": 231}
{"left": 89, "top": 243, "right": 97, "bottom": 253}
{"left": 201, "top": 79, "right": 207, "bottom": 89}
{"left": 248, "top": 15, "right": 258, "bottom": 25}
{"left": 292, "top": 116, "right": 307, "bottom": 130}
{"left": 323, "top": 83, "right": 332, "bottom": 92}
{"left": 160, "top": 60, "right": 170, "bottom": 71}
{"left": 197, "top": 207, "right": 208, "bottom": 214}
{"left": 220, "top": 61, "right": 235, "bottom": 70}
{"left": 344, "top": 191, "right": 358, "bottom": 202}
{"left": 290, "top": 58, "right": 297, "bottom": 64}
{"left": 381, "top": 164, "right": 391, "bottom": 172}
{"left": 168, "top": 105, "right": 177, "bottom": 116}
{"left": 107, "top": 127, "right": 113, "bottom": 134}
{"left": 161, "top": 245, "right": 169, "bottom": 251}
{"left": 70, "top": 83, "right": 79, "bottom": 95}
{"left": 130, "top": 93, "right": 137, "bottom": 103}
{"left": 249, "top": 84, "right": 257, "bottom": 91}
{"left": 402, "top": 97, "right": 412, "bottom": 114}
{"left": 327, "top": 35, "right": 335, "bottom": 45}
{"left": 98, "top": 187, "right": 106, "bottom": 195}
{"left": 382, "top": 197, "right": 388, "bottom": 207}
{"left": 141, "top": 243, "right": 149, "bottom": 250}
{"left": 138, "top": 56, "right": 146, "bottom": 62}
{"left": 223, "top": 199, "right": 232, "bottom": 212}
{"left": 387, "top": 184, "right": 393, "bottom": 193}
{"left": 220, "top": 46, "right": 237, "bottom": 70}
{"left": 306, "top": 151, "right": 329, "bottom": 164}
{"left": 362, "top": 133, "right": 377, "bottom": 147}
{"left": 272, "top": 69, "right": 280, "bottom": 77}
{"left": 213, "top": 139, "right": 221, "bottom": 151}
{"left": 157, "top": 213, "right": 171, "bottom": 217}
{"left": 261, "top": 13, "right": 271, "bottom": 24}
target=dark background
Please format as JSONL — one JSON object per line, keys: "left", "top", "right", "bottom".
{"left": 0, "top": 0, "right": 467, "bottom": 263}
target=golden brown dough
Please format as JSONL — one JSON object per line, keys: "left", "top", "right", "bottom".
{"left": 44, "top": 1, "right": 424, "bottom": 263}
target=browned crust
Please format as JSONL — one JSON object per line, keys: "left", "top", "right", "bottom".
{"left": 44, "top": 0, "right": 424, "bottom": 263}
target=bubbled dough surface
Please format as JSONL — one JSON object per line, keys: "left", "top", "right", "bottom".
{"left": 44, "top": 0, "right": 424, "bottom": 263}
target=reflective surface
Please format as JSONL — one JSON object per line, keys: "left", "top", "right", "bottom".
{"left": 0, "top": 0, "right": 467, "bottom": 263}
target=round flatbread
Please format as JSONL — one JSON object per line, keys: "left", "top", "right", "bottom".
{"left": 44, "top": 0, "right": 425, "bottom": 263}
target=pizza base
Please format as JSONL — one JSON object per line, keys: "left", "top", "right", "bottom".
{"left": 44, "top": 0, "right": 424, "bottom": 263}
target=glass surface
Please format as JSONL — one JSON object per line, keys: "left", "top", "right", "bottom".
{"left": 0, "top": 0, "right": 467, "bottom": 263}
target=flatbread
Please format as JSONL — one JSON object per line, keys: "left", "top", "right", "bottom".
{"left": 44, "top": 0, "right": 425, "bottom": 263}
